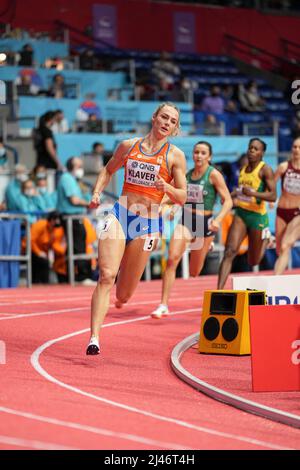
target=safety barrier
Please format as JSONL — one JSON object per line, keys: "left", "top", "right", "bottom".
{"left": 63, "top": 213, "right": 98, "bottom": 286}
{"left": 0, "top": 212, "right": 31, "bottom": 288}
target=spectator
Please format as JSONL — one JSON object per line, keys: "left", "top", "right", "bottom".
{"left": 33, "top": 111, "right": 63, "bottom": 170}
{"left": 51, "top": 109, "right": 69, "bottom": 134}
{"left": 79, "top": 48, "right": 97, "bottom": 70}
{"left": 48, "top": 73, "right": 66, "bottom": 98}
{"left": 36, "top": 177, "right": 57, "bottom": 211}
{"left": 82, "top": 142, "right": 107, "bottom": 177}
{"left": 222, "top": 85, "right": 238, "bottom": 113}
{"left": 17, "top": 43, "right": 34, "bottom": 66}
{"left": 238, "top": 80, "right": 266, "bottom": 113}
{"left": 75, "top": 96, "right": 101, "bottom": 124}
{"left": 31, "top": 211, "right": 63, "bottom": 284}
{"left": 45, "top": 56, "right": 64, "bottom": 70}
{"left": 203, "top": 114, "right": 222, "bottom": 135}
{"left": 92, "top": 142, "right": 105, "bottom": 161}
{"left": 2, "top": 50, "right": 16, "bottom": 66}
{"left": 84, "top": 113, "right": 103, "bottom": 133}
{"left": 201, "top": 86, "right": 225, "bottom": 114}
{"left": 152, "top": 51, "right": 180, "bottom": 85}
{"left": 5, "top": 164, "right": 29, "bottom": 211}
{"left": 16, "top": 74, "right": 39, "bottom": 96}
{"left": 170, "top": 77, "right": 193, "bottom": 103}
{"left": 56, "top": 157, "right": 95, "bottom": 284}
{"left": 17, "top": 178, "right": 46, "bottom": 223}
{"left": 31, "top": 164, "right": 47, "bottom": 184}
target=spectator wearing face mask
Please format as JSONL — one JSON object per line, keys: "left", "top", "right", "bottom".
{"left": 201, "top": 86, "right": 225, "bottom": 115}
{"left": 56, "top": 157, "right": 94, "bottom": 284}
{"left": 18, "top": 179, "right": 46, "bottom": 223}
{"left": 5, "top": 164, "right": 29, "bottom": 211}
{"left": 31, "top": 164, "right": 48, "bottom": 184}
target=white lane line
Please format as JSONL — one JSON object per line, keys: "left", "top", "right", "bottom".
{"left": 0, "top": 307, "right": 89, "bottom": 321}
{"left": 0, "top": 287, "right": 202, "bottom": 306}
{"left": 0, "top": 296, "right": 91, "bottom": 306}
{"left": 30, "top": 311, "right": 291, "bottom": 451}
{"left": 171, "top": 333, "right": 300, "bottom": 430}
{"left": 0, "top": 407, "right": 191, "bottom": 451}
{"left": 0, "top": 298, "right": 202, "bottom": 321}
{"left": 0, "top": 434, "right": 77, "bottom": 450}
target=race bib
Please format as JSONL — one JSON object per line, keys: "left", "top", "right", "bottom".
{"left": 187, "top": 183, "right": 204, "bottom": 203}
{"left": 126, "top": 159, "right": 160, "bottom": 187}
{"left": 283, "top": 172, "right": 300, "bottom": 195}
{"left": 143, "top": 237, "right": 156, "bottom": 251}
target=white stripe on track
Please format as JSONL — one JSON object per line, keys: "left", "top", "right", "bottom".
{"left": 0, "top": 287, "right": 203, "bottom": 306}
{"left": 0, "top": 298, "right": 202, "bottom": 321}
{"left": 0, "top": 289, "right": 202, "bottom": 307}
{"left": 0, "top": 296, "right": 90, "bottom": 307}
{"left": 0, "top": 434, "right": 77, "bottom": 450}
{"left": 30, "top": 311, "right": 292, "bottom": 451}
{"left": 0, "top": 407, "right": 191, "bottom": 450}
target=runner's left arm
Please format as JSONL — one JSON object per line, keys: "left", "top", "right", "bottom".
{"left": 242, "top": 165, "right": 277, "bottom": 202}
{"left": 154, "top": 147, "right": 187, "bottom": 205}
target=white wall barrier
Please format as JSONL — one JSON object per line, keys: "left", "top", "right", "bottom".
{"left": 232, "top": 274, "right": 300, "bottom": 305}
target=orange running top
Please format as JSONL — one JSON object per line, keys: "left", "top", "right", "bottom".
{"left": 122, "top": 138, "right": 173, "bottom": 203}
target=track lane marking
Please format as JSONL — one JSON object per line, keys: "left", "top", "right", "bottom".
{"left": 30, "top": 311, "right": 292, "bottom": 451}
{"left": 0, "top": 298, "right": 202, "bottom": 321}
{"left": 0, "top": 434, "right": 77, "bottom": 450}
{"left": 0, "top": 407, "right": 191, "bottom": 450}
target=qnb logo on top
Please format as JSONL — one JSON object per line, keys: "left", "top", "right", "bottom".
{"left": 291, "top": 80, "right": 300, "bottom": 105}
{"left": 126, "top": 159, "right": 160, "bottom": 187}
{"left": 0, "top": 341, "right": 6, "bottom": 365}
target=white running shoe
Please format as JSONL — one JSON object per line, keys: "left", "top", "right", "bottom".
{"left": 86, "top": 336, "right": 100, "bottom": 355}
{"left": 151, "top": 304, "right": 169, "bottom": 319}
{"left": 81, "top": 278, "right": 97, "bottom": 286}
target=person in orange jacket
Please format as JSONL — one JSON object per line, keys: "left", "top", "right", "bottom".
{"left": 31, "top": 211, "right": 64, "bottom": 283}
{"left": 31, "top": 211, "right": 97, "bottom": 283}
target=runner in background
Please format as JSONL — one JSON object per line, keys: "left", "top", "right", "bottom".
{"left": 151, "top": 141, "right": 232, "bottom": 319}
{"left": 217, "top": 138, "right": 276, "bottom": 289}
{"left": 274, "top": 137, "right": 300, "bottom": 274}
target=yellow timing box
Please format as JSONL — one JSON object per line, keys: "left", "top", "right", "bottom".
{"left": 199, "top": 290, "right": 266, "bottom": 356}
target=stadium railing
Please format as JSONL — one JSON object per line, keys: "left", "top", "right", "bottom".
{"left": 0, "top": 212, "right": 31, "bottom": 288}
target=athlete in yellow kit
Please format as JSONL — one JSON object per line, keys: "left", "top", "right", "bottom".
{"left": 217, "top": 138, "right": 276, "bottom": 289}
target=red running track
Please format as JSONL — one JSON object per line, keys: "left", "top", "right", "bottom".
{"left": 0, "top": 274, "right": 300, "bottom": 450}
